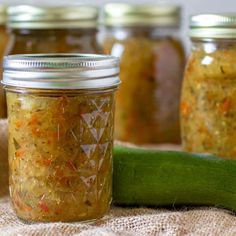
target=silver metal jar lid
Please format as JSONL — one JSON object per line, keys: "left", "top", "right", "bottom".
{"left": 2, "top": 54, "right": 120, "bottom": 90}
{"left": 103, "top": 3, "right": 181, "bottom": 27}
{"left": 190, "top": 13, "right": 236, "bottom": 39}
{"left": 7, "top": 5, "right": 99, "bottom": 29}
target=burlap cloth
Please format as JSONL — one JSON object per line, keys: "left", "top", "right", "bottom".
{"left": 1, "top": 120, "right": 236, "bottom": 236}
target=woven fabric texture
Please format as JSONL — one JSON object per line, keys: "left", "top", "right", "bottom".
{"left": 0, "top": 119, "right": 236, "bottom": 236}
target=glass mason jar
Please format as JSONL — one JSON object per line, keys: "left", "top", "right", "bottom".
{"left": 3, "top": 54, "right": 120, "bottom": 222}
{"left": 102, "top": 3, "right": 185, "bottom": 144}
{"left": 6, "top": 5, "right": 102, "bottom": 55}
{"left": 181, "top": 14, "right": 236, "bottom": 159}
{"left": 0, "top": 5, "right": 8, "bottom": 118}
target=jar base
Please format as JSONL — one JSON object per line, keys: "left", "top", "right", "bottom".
{"left": 16, "top": 214, "right": 109, "bottom": 224}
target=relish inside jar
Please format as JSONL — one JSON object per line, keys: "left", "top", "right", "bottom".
{"left": 102, "top": 3, "right": 185, "bottom": 144}
{"left": 3, "top": 54, "right": 120, "bottom": 222}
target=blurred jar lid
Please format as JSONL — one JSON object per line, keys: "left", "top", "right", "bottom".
{"left": 103, "top": 3, "right": 181, "bottom": 27}
{"left": 0, "top": 5, "right": 7, "bottom": 25}
{"left": 190, "top": 14, "right": 236, "bottom": 39}
{"left": 7, "top": 5, "right": 99, "bottom": 29}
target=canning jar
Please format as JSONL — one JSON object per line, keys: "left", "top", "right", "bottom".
{"left": 6, "top": 5, "right": 102, "bottom": 55}
{"left": 3, "top": 54, "right": 120, "bottom": 222}
{"left": 181, "top": 14, "right": 236, "bottom": 159}
{"left": 0, "top": 5, "right": 8, "bottom": 118}
{"left": 102, "top": 3, "right": 185, "bottom": 144}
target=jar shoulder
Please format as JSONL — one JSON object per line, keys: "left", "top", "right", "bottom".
{"left": 185, "top": 42, "right": 236, "bottom": 82}
{"left": 103, "top": 34, "right": 185, "bottom": 60}
{"left": 5, "top": 31, "right": 103, "bottom": 55}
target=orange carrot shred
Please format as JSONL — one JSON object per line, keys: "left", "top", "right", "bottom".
{"left": 28, "top": 114, "right": 39, "bottom": 125}
{"left": 181, "top": 101, "right": 190, "bottom": 117}
{"left": 15, "top": 120, "right": 24, "bottom": 129}
{"left": 219, "top": 98, "right": 231, "bottom": 115}
{"left": 67, "top": 160, "right": 77, "bottom": 171}
{"left": 39, "top": 201, "right": 49, "bottom": 213}
{"left": 15, "top": 149, "right": 24, "bottom": 158}
{"left": 43, "top": 159, "right": 52, "bottom": 166}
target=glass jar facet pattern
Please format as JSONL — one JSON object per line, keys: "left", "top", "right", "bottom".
{"left": 7, "top": 90, "right": 114, "bottom": 222}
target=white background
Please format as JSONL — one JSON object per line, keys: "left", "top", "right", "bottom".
{"left": 1, "top": 0, "right": 236, "bottom": 52}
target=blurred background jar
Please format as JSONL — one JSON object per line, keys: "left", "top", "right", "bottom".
{"left": 5, "top": 5, "right": 102, "bottom": 55}
{"left": 181, "top": 14, "right": 236, "bottom": 159}
{"left": 0, "top": 5, "right": 8, "bottom": 118}
{"left": 102, "top": 3, "right": 185, "bottom": 144}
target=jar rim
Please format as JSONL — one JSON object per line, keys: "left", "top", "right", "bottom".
{"left": 2, "top": 54, "right": 120, "bottom": 90}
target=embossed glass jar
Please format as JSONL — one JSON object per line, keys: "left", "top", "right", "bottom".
{"left": 2, "top": 54, "right": 120, "bottom": 222}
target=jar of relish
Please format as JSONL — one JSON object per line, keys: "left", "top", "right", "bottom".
{"left": 102, "top": 3, "right": 185, "bottom": 144}
{"left": 181, "top": 14, "right": 236, "bottom": 159}
{"left": 6, "top": 5, "right": 102, "bottom": 55}
{"left": 3, "top": 54, "right": 120, "bottom": 222}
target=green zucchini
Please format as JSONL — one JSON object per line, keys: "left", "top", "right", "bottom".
{"left": 113, "top": 145, "right": 236, "bottom": 211}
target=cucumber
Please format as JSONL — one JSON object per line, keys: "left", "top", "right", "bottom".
{"left": 113, "top": 145, "right": 236, "bottom": 211}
